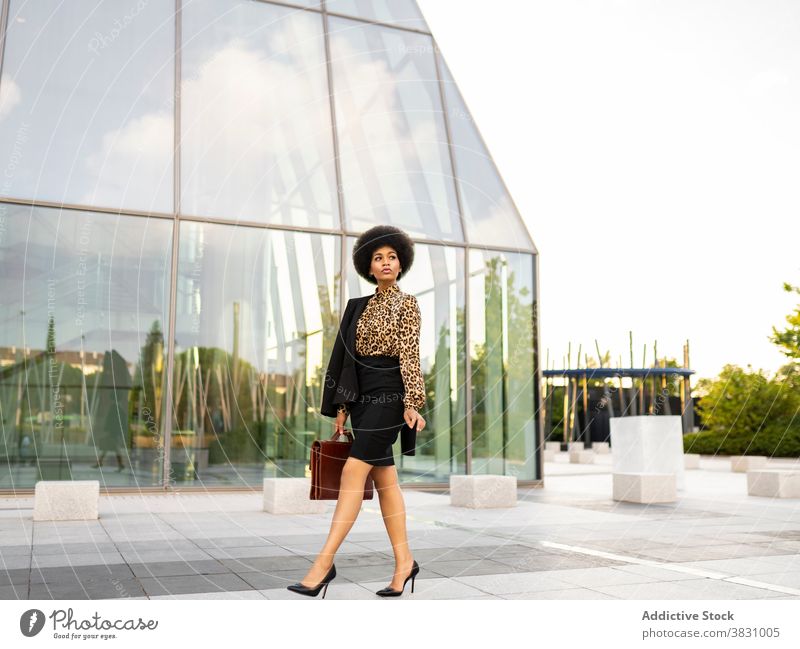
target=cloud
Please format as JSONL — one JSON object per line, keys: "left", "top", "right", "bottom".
{"left": 0, "top": 73, "right": 22, "bottom": 120}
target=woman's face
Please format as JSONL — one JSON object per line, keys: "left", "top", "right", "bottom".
{"left": 370, "top": 245, "right": 401, "bottom": 282}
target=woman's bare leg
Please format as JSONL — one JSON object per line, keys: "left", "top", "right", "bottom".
{"left": 298, "top": 456, "right": 374, "bottom": 587}
{"left": 371, "top": 465, "right": 415, "bottom": 591}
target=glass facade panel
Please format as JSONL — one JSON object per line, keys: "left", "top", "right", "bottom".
{"left": 0, "top": 0, "right": 174, "bottom": 213}
{"left": 172, "top": 221, "right": 339, "bottom": 486}
{"left": 0, "top": 204, "right": 172, "bottom": 488}
{"left": 326, "top": 0, "right": 429, "bottom": 32}
{"left": 0, "top": 0, "right": 541, "bottom": 492}
{"left": 469, "top": 248, "right": 537, "bottom": 479}
{"left": 345, "top": 237, "right": 467, "bottom": 480}
{"left": 440, "top": 60, "right": 534, "bottom": 251}
{"left": 180, "top": 1, "right": 339, "bottom": 227}
{"left": 329, "top": 17, "right": 463, "bottom": 242}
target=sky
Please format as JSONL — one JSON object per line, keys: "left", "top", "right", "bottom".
{"left": 418, "top": 0, "right": 800, "bottom": 383}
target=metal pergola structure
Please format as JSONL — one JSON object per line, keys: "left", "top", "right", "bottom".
{"left": 542, "top": 365, "right": 695, "bottom": 446}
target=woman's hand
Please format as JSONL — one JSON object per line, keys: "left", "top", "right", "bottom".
{"left": 403, "top": 407, "right": 426, "bottom": 432}
{"left": 334, "top": 410, "right": 348, "bottom": 436}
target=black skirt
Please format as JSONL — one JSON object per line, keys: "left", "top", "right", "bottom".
{"left": 348, "top": 354, "right": 406, "bottom": 466}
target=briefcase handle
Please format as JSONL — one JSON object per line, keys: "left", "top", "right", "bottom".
{"left": 330, "top": 428, "right": 354, "bottom": 442}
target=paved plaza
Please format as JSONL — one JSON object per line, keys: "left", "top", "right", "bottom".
{"left": 2, "top": 454, "right": 799, "bottom": 600}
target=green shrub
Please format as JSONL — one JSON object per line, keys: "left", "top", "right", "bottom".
{"left": 686, "top": 363, "right": 800, "bottom": 458}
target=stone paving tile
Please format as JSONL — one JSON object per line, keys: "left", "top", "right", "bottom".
{"left": 276, "top": 541, "right": 376, "bottom": 555}
{"left": 28, "top": 578, "right": 147, "bottom": 600}
{"left": 194, "top": 536, "right": 275, "bottom": 549}
{"left": 31, "top": 553, "right": 127, "bottom": 568}
{"left": 30, "top": 563, "right": 135, "bottom": 584}
{"left": 114, "top": 540, "right": 201, "bottom": 552}
{"left": 1, "top": 544, "right": 31, "bottom": 556}
{"left": 263, "top": 533, "right": 331, "bottom": 545}
{"left": 588, "top": 578, "right": 788, "bottom": 600}
{"left": 501, "top": 588, "right": 619, "bottom": 599}
{"left": 150, "top": 590, "right": 265, "bottom": 600}
{"left": 751, "top": 540, "right": 800, "bottom": 553}
{"left": 217, "top": 555, "right": 312, "bottom": 573}
{"left": 673, "top": 556, "right": 800, "bottom": 575}
{"left": 452, "top": 571, "right": 577, "bottom": 595}
{"left": 298, "top": 551, "right": 393, "bottom": 568}
{"left": 423, "top": 559, "right": 520, "bottom": 578}
{"left": 408, "top": 547, "right": 491, "bottom": 562}
{"left": 623, "top": 544, "right": 788, "bottom": 563}
{"left": 537, "top": 566, "right": 672, "bottom": 588}
{"left": 32, "top": 542, "right": 120, "bottom": 555}
{"left": 119, "top": 550, "right": 212, "bottom": 563}
{"left": 137, "top": 572, "right": 254, "bottom": 597}
{"left": 2, "top": 555, "right": 34, "bottom": 570}
{"left": 203, "top": 545, "right": 296, "bottom": 560}
{"left": 0, "top": 584, "right": 26, "bottom": 599}
{"left": 127, "top": 560, "right": 230, "bottom": 579}
{"left": 725, "top": 570, "right": 800, "bottom": 589}
{"left": 0, "top": 568, "right": 30, "bottom": 586}
{"left": 611, "top": 563, "right": 712, "bottom": 582}
{"left": 490, "top": 553, "right": 626, "bottom": 572}
{"left": 458, "top": 543, "right": 539, "bottom": 557}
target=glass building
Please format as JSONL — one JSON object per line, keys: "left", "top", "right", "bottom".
{"left": 0, "top": 0, "right": 542, "bottom": 493}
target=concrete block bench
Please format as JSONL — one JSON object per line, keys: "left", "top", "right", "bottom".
{"left": 613, "top": 472, "right": 676, "bottom": 504}
{"left": 747, "top": 470, "right": 800, "bottom": 498}
{"left": 569, "top": 449, "right": 594, "bottom": 464}
{"left": 610, "top": 415, "right": 685, "bottom": 490}
{"left": 263, "top": 478, "right": 326, "bottom": 514}
{"left": 684, "top": 453, "right": 700, "bottom": 469}
{"left": 592, "top": 442, "right": 610, "bottom": 454}
{"left": 33, "top": 480, "right": 99, "bottom": 521}
{"left": 450, "top": 475, "right": 517, "bottom": 508}
{"left": 543, "top": 449, "right": 556, "bottom": 462}
{"left": 545, "top": 442, "right": 562, "bottom": 452}
{"left": 568, "top": 441, "right": 584, "bottom": 451}
{"left": 731, "top": 456, "right": 767, "bottom": 473}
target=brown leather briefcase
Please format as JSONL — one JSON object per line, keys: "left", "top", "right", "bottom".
{"left": 310, "top": 429, "right": 374, "bottom": 500}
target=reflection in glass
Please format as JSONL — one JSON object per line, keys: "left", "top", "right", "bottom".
{"left": 173, "top": 221, "right": 340, "bottom": 486}
{"left": 0, "top": 0, "right": 174, "bottom": 212}
{"left": 329, "top": 17, "right": 463, "bottom": 242}
{"left": 469, "top": 249, "right": 537, "bottom": 479}
{"left": 440, "top": 59, "right": 534, "bottom": 250}
{"left": 180, "top": 0, "right": 338, "bottom": 227}
{"left": 345, "top": 237, "right": 466, "bottom": 480}
{"left": 326, "top": 0, "right": 430, "bottom": 32}
{"left": 0, "top": 203, "right": 172, "bottom": 487}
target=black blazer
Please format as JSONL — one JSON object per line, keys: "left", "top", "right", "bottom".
{"left": 319, "top": 295, "right": 371, "bottom": 418}
{"left": 320, "top": 293, "right": 419, "bottom": 456}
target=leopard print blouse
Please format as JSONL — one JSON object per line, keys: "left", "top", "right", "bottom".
{"left": 337, "top": 282, "right": 426, "bottom": 416}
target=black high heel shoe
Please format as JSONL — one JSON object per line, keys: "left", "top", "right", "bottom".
{"left": 375, "top": 560, "right": 419, "bottom": 597}
{"left": 286, "top": 563, "right": 336, "bottom": 599}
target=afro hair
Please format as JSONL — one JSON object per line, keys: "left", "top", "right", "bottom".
{"left": 352, "top": 225, "right": 415, "bottom": 285}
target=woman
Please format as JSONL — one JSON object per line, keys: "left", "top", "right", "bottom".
{"left": 287, "top": 225, "right": 427, "bottom": 599}
{"left": 91, "top": 349, "right": 131, "bottom": 472}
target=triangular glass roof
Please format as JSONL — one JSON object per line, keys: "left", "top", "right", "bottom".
{"left": 326, "top": 0, "right": 430, "bottom": 32}
{"left": 438, "top": 56, "right": 536, "bottom": 252}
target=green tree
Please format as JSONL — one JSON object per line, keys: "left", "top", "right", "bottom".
{"left": 770, "top": 281, "right": 800, "bottom": 359}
